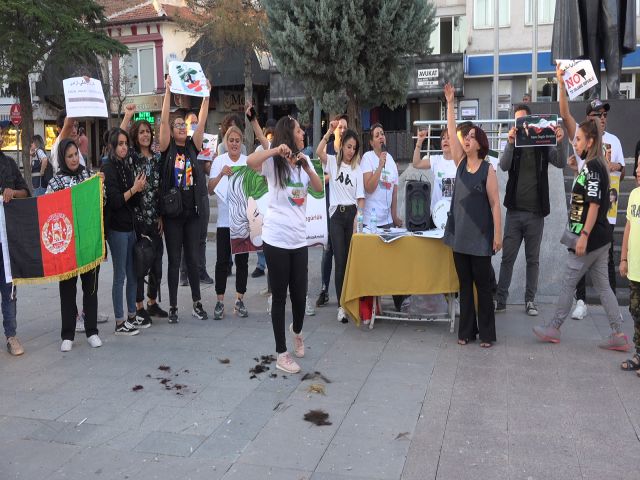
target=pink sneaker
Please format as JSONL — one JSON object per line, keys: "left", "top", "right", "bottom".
{"left": 276, "top": 352, "right": 300, "bottom": 374}
{"left": 289, "top": 324, "right": 305, "bottom": 358}
{"left": 532, "top": 325, "right": 561, "bottom": 343}
{"left": 598, "top": 333, "right": 630, "bottom": 352}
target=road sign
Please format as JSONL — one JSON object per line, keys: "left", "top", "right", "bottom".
{"left": 10, "top": 104, "right": 21, "bottom": 126}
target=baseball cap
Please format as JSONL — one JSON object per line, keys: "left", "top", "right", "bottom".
{"left": 0, "top": 120, "right": 11, "bottom": 130}
{"left": 586, "top": 99, "right": 610, "bottom": 115}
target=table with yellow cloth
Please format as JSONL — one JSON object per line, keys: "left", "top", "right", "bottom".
{"left": 340, "top": 233, "right": 460, "bottom": 326}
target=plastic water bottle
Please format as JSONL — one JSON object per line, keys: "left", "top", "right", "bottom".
{"left": 356, "top": 207, "right": 364, "bottom": 233}
{"left": 370, "top": 208, "right": 377, "bottom": 233}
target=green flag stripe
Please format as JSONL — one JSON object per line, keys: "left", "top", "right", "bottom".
{"left": 71, "top": 177, "right": 103, "bottom": 267}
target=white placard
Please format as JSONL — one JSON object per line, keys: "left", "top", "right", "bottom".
{"left": 214, "top": 175, "right": 229, "bottom": 203}
{"left": 63, "top": 77, "right": 108, "bottom": 118}
{"left": 168, "top": 61, "right": 209, "bottom": 97}
{"left": 197, "top": 133, "right": 217, "bottom": 162}
{"left": 557, "top": 59, "right": 598, "bottom": 100}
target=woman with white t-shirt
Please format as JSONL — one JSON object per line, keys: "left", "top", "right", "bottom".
{"left": 247, "top": 116, "right": 323, "bottom": 374}
{"left": 362, "top": 123, "right": 402, "bottom": 229}
{"left": 317, "top": 126, "right": 365, "bottom": 323}
{"left": 209, "top": 126, "right": 249, "bottom": 320}
{"left": 412, "top": 127, "right": 457, "bottom": 227}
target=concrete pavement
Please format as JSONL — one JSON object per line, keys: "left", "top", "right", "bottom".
{"left": 1, "top": 245, "right": 640, "bottom": 479}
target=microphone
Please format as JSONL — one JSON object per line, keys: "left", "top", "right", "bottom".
{"left": 381, "top": 143, "right": 387, "bottom": 152}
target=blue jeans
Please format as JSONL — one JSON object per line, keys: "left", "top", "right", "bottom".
{"left": 0, "top": 247, "right": 16, "bottom": 337}
{"left": 107, "top": 230, "right": 137, "bottom": 321}
{"left": 257, "top": 251, "right": 266, "bottom": 271}
{"left": 34, "top": 187, "right": 46, "bottom": 197}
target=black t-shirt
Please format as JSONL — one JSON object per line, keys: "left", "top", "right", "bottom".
{"left": 569, "top": 159, "right": 611, "bottom": 252}
{"left": 173, "top": 145, "right": 195, "bottom": 211}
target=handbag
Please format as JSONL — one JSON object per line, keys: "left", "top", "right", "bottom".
{"left": 161, "top": 153, "right": 186, "bottom": 217}
{"left": 560, "top": 227, "right": 579, "bottom": 250}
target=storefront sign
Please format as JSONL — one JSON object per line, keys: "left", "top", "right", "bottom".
{"left": 407, "top": 54, "right": 464, "bottom": 98}
{"left": 220, "top": 90, "right": 256, "bottom": 113}
{"left": 133, "top": 111, "right": 156, "bottom": 124}
{"left": 417, "top": 68, "right": 439, "bottom": 88}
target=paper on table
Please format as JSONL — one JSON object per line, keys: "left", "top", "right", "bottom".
{"left": 168, "top": 61, "right": 209, "bottom": 97}
{"left": 557, "top": 59, "right": 598, "bottom": 100}
{"left": 63, "top": 77, "right": 108, "bottom": 118}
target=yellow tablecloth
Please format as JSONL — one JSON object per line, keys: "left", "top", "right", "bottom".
{"left": 340, "top": 234, "right": 460, "bottom": 324}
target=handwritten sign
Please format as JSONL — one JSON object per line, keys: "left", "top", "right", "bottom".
{"left": 557, "top": 59, "right": 598, "bottom": 100}
{"left": 197, "top": 133, "right": 218, "bottom": 162}
{"left": 62, "top": 77, "right": 108, "bottom": 118}
{"left": 168, "top": 61, "right": 209, "bottom": 98}
{"left": 515, "top": 114, "right": 558, "bottom": 147}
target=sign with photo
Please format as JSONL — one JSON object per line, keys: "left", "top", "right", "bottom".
{"left": 197, "top": 133, "right": 217, "bottom": 162}
{"left": 168, "top": 61, "right": 209, "bottom": 98}
{"left": 607, "top": 171, "right": 621, "bottom": 224}
{"left": 515, "top": 114, "right": 558, "bottom": 147}
{"left": 557, "top": 59, "right": 598, "bottom": 100}
{"left": 63, "top": 77, "right": 108, "bottom": 118}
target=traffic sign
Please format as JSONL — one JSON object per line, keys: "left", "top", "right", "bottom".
{"left": 9, "top": 104, "right": 21, "bottom": 126}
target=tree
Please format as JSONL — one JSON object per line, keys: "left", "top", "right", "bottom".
{"left": 264, "top": 0, "right": 437, "bottom": 134}
{"left": 180, "top": 0, "right": 268, "bottom": 152}
{"left": 0, "top": 1, "right": 126, "bottom": 182}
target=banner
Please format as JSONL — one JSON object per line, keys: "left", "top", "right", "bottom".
{"left": 0, "top": 176, "right": 105, "bottom": 284}
{"left": 557, "top": 59, "right": 598, "bottom": 100}
{"left": 168, "top": 61, "right": 209, "bottom": 97}
{"left": 228, "top": 160, "right": 327, "bottom": 254}
{"left": 515, "top": 114, "right": 558, "bottom": 147}
{"left": 63, "top": 77, "right": 108, "bottom": 118}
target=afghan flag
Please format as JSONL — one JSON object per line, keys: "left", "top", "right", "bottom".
{"left": 0, "top": 175, "right": 105, "bottom": 284}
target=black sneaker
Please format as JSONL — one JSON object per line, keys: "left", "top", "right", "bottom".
{"left": 494, "top": 301, "right": 506, "bottom": 313}
{"left": 180, "top": 278, "right": 189, "bottom": 287}
{"left": 316, "top": 290, "right": 329, "bottom": 307}
{"left": 147, "top": 302, "right": 168, "bottom": 318}
{"left": 234, "top": 299, "right": 248, "bottom": 317}
{"left": 115, "top": 320, "right": 140, "bottom": 336}
{"left": 251, "top": 267, "right": 265, "bottom": 278}
{"left": 131, "top": 309, "right": 152, "bottom": 329}
{"left": 192, "top": 301, "right": 208, "bottom": 320}
{"left": 214, "top": 301, "right": 224, "bottom": 320}
{"left": 168, "top": 307, "right": 179, "bottom": 324}
{"left": 200, "top": 273, "right": 214, "bottom": 285}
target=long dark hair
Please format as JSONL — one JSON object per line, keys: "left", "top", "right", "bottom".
{"left": 271, "top": 116, "right": 298, "bottom": 189}
{"left": 108, "top": 128, "right": 130, "bottom": 163}
{"left": 129, "top": 120, "right": 153, "bottom": 153}
{"left": 577, "top": 118, "right": 604, "bottom": 168}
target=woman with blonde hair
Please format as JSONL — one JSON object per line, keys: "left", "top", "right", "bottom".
{"left": 317, "top": 125, "right": 364, "bottom": 323}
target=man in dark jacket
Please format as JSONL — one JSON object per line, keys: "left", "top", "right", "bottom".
{"left": 495, "top": 105, "right": 567, "bottom": 316}
{"left": 0, "top": 121, "right": 30, "bottom": 355}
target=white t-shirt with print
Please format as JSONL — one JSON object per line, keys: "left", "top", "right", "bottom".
{"left": 50, "top": 136, "right": 86, "bottom": 172}
{"left": 360, "top": 150, "right": 398, "bottom": 226}
{"left": 428, "top": 154, "right": 458, "bottom": 213}
{"left": 210, "top": 152, "right": 247, "bottom": 228}
{"left": 326, "top": 154, "right": 365, "bottom": 217}
{"left": 261, "top": 154, "right": 313, "bottom": 249}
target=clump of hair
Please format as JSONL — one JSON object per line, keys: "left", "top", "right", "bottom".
{"left": 303, "top": 409, "right": 332, "bottom": 426}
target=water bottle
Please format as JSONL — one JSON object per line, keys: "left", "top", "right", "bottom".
{"left": 370, "top": 208, "right": 377, "bottom": 233}
{"left": 356, "top": 207, "right": 364, "bottom": 233}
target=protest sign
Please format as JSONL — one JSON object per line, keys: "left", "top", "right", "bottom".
{"left": 227, "top": 160, "right": 327, "bottom": 254}
{"left": 557, "top": 59, "right": 598, "bottom": 100}
{"left": 515, "top": 114, "right": 558, "bottom": 147}
{"left": 168, "top": 61, "right": 209, "bottom": 97}
{"left": 197, "top": 133, "right": 217, "bottom": 162}
{"left": 607, "top": 171, "right": 621, "bottom": 224}
{"left": 63, "top": 77, "right": 108, "bottom": 118}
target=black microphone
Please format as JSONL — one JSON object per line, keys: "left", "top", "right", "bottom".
{"left": 381, "top": 143, "right": 387, "bottom": 152}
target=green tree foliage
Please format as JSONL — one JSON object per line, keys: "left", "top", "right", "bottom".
{"left": 0, "top": 0, "right": 126, "bottom": 178}
{"left": 264, "top": 0, "right": 436, "bottom": 133}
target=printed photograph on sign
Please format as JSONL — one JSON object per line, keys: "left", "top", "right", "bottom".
{"left": 63, "top": 77, "right": 108, "bottom": 118}
{"left": 168, "top": 61, "right": 209, "bottom": 98}
{"left": 515, "top": 114, "right": 558, "bottom": 147}
{"left": 557, "top": 59, "right": 598, "bottom": 100}
{"left": 197, "top": 133, "right": 218, "bottom": 162}
{"left": 607, "top": 171, "right": 621, "bottom": 223}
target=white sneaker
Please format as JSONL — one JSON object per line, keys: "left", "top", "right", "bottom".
{"left": 87, "top": 335, "right": 102, "bottom": 348}
{"left": 571, "top": 300, "right": 587, "bottom": 320}
{"left": 337, "top": 307, "right": 348, "bottom": 323}
{"left": 60, "top": 340, "right": 73, "bottom": 352}
{"left": 267, "top": 295, "right": 272, "bottom": 314}
{"left": 276, "top": 352, "right": 301, "bottom": 374}
{"left": 75, "top": 313, "right": 85, "bottom": 332}
{"left": 289, "top": 323, "right": 305, "bottom": 357}
{"left": 305, "top": 296, "right": 315, "bottom": 316}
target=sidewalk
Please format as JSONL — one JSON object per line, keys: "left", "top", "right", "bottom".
{"left": 1, "top": 245, "right": 640, "bottom": 479}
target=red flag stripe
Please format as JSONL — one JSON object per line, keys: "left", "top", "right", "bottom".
{"left": 37, "top": 189, "right": 77, "bottom": 276}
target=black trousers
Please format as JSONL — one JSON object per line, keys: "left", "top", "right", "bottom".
{"left": 136, "top": 232, "right": 164, "bottom": 303}
{"left": 329, "top": 205, "right": 356, "bottom": 303}
{"left": 59, "top": 266, "right": 99, "bottom": 341}
{"left": 453, "top": 252, "right": 496, "bottom": 343}
{"left": 263, "top": 242, "right": 308, "bottom": 354}
{"left": 215, "top": 227, "right": 248, "bottom": 295}
{"left": 164, "top": 211, "right": 201, "bottom": 306}
{"left": 180, "top": 198, "right": 210, "bottom": 278}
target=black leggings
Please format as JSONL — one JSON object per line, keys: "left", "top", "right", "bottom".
{"left": 329, "top": 205, "right": 356, "bottom": 303}
{"left": 164, "top": 212, "right": 201, "bottom": 306}
{"left": 215, "top": 227, "right": 248, "bottom": 296}
{"left": 263, "top": 242, "right": 308, "bottom": 354}
{"left": 59, "top": 267, "right": 99, "bottom": 341}
{"left": 453, "top": 252, "right": 496, "bottom": 343}
{"left": 136, "top": 232, "right": 164, "bottom": 303}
